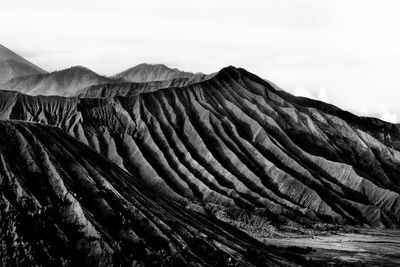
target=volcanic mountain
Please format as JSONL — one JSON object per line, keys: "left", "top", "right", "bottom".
{"left": 1, "top": 66, "right": 117, "bottom": 96}
{"left": 0, "top": 44, "right": 47, "bottom": 84}
{"left": 2, "top": 62, "right": 206, "bottom": 97}
{"left": 2, "top": 65, "right": 400, "bottom": 235}
{"left": 0, "top": 120, "right": 308, "bottom": 266}
{"left": 114, "top": 63, "right": 203, "bottom": 83}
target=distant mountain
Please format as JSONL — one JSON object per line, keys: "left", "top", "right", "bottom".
{"left": 0, "top": 120, "right": 305, "bottom": 266}
{"left": 0, "top": 44, "right": 47, "bottom": 84}
{"left": 2, "top": 66, "right": 118, "bottom": 96}
{"left": 114, "top": 63, "right": 203, "bottom": 83}
{"left": 2, "top": 61, "right": 207, "bottom": 97}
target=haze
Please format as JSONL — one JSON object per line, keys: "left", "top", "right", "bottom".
{"left": 2, "top": 0, "right": 400, "bottom": 122}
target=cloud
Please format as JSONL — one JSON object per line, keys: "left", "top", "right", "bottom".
{"left": 291, "top": 91, "right": 398, "bottom": 123}
{"left": 293, "top": 86, "right": 330, "bottom": 102}
{"left": 381, "top": 112, "right": 397, "bottom": 123}
{"left": 378, "top": 106, "right": 398, "bottom": 123}
{"left": 293, "top": 86, "right": 314, "bottom": 99}
{"left": 317, "top": 88, "right": 330, "bottom": 102}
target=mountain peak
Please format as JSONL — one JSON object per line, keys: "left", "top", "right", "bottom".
{"left": 212, "top": 65, "right": 267, "bottom": 86}
{"left": 114, "top": 63, "right": 200, "bottom": 83}
{"left": 0, "top": 44, "right": 47, "bottom": 85}
{"left": 55, "top": 65, "right": 95, "bottom": 74}
{"left": 216, "top": 65, "right": 240, "bottom": 75}
{"left": 0, "top": 43, "right": 46, "bottom": 73}
{"left": 134, "top": 62, "right": 169, "bottom": 68}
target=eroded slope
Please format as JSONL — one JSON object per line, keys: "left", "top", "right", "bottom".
{"left": 1, "top": 66, "right": 400, "bottom": 231}
{"left": 0, "top": 120, "right": 302, "bottom": 266}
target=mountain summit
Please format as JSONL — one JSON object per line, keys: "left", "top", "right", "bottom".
{"left": 114, "top": 63, "right": 201, "bottom": 83}
{"left": 0, "top": 44, "right": 47, "bottom": 84}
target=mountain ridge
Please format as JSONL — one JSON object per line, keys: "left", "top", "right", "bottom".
{"left": 2, "top": 66, "right": 400, "bottom": 232}
{"left": 2, "top": 63, "right": 208, "bottom": 97}
{"left": 1, "top": 65, "right": 119, "bottom": 96}
{"left": 2, "top": 62, "right": 400, "bottom": 265}
{"left": 0, "top": 120, "right": 305, "bottom": 266}
{"left": 114, "top": 63, "right": 204, "bottom": 83}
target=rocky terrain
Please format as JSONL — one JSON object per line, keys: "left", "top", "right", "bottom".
{"left": 0, "top": 120, "right": 308, "bottom": 266}
{"left": 2, "top": 66, "right": 400, "bottom": 233}
{"left": 0, "top": 44, "right": 47, "bottom": 84}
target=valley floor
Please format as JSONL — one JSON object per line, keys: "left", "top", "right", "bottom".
{"left": 261, "top": 229, "right": 400, "bottom": 266}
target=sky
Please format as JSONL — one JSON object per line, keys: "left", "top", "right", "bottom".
{"left": 2, "top": 0, "right": 400, "bottom": 122}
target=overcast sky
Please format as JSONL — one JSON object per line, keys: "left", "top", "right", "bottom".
{"left": 2, "top": 0, "right": 400, "bottom": 122}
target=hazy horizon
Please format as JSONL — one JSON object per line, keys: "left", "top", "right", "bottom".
{"left": 2, "top": 0, "right": 400, "bottom": 122}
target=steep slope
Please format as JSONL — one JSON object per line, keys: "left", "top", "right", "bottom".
{"left": 2, "top": 66, "right": 400, "bottom": 232}
{"left": 0, "top": 120, "right": 305, "bottom": 266}
{"left": 0, "top": 44, "right": 47, "bottom": 84}
{"left": 276, "top": 89, "right": 400, "bottom": 149}
{"left": 77, "top": 72, "right": 215, "bottom": 98}
{"left": 114, "top": 63, "right": 203, "bottom": 83}
{"left": 0, "top": 44, "right": 46, "bottom": 73}
{"left": 2, "top": 66, "right": 117, "bottom": 96}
